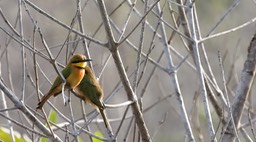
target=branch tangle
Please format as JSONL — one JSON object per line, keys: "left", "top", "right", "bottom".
{"left": 222, "top": 32, "right": 256, "bottom": 142}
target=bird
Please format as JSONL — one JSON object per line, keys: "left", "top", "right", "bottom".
{"left": 74, "top": 66, "right": 111, "bottom": 130}
{"left": 37, "top": 54, "right": 92, "bottom": 109}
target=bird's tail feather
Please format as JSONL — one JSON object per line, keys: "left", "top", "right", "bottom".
{"left": 37, "top": 93, "right": 52, "bottom": 109}
{"left": 99, "top": 109, "right": 115, "bottom": 140}
{"left": 99, "top": 109, "right": 110, "bottom": 129}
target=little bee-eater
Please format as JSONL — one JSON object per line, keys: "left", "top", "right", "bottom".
{"left": 37, "top": 54, "right": 91, "bottom": 109}
{"left": 75, "top": 66, "right": 111, "bottom": 129}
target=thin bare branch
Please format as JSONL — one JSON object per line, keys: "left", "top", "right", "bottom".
{"left": 0, "top": 78, "right": 62, "bottom": 141}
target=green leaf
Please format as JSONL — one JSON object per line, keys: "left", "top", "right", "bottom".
{"left": 92, "top": 131, "right": 104, "bottom": 142}
{"left": 48, "top": 109, "right": 58, "bottom": 124}
{"left": 78, "top": 136, "right": 83, "bottom": 142}
{"left": 40, "top": 137, "right": 48, "bottom": 142}
{"left": 0, "top": 127, "right": 26, "bottom": 142}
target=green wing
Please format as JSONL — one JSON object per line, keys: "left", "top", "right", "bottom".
{"left": 80, "top": 75, "right": 105, "bottom": 109}
{"left": 49, "top": 66, "right": 72, "bottom": 91}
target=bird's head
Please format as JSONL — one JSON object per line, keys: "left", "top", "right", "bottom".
{"left": 68, "top": 54, "right": 92, "bottom": 69}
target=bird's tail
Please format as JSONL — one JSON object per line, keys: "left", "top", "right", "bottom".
{"left": 99, "top": 109, "right": 110, "bottom": 128}
{"left": 37, "top": 93, "right": 52, "bottom": 109}
{"left": 99, "top": 109, "right": 115, "bottom": 140}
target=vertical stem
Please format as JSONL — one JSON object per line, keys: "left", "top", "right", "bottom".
{"left": 155, "top": 3, "right": 195, "bottom": 142}
{"left": 221, "top": 32, "right": 256, "bottom": 142}
{"left": 0, "top": 65, "right": 15, "bottom": 141}
{"left": 133, "top": 0, "right": 148, "bottom": 91}
{"left": 97, "top": 0, "right": 152, "bottom": 141}
{"left": 19, "top": 0, "right": 26, "bottom": 102}
{"left": 76, "top": 0, "right": 94, "bottom": 70}
{"left": 68, "top": 96, "right": 78, "bottom": 142}
{"left": 186, "top": 2, "right": 216, "bottom": 141}
{"left": 97, "top": 0, "right": 116, "bottom": 46}
{"left": 81, "top": 101, "right": 93, "bottom": 142}
{"left": 111, "top": 50, "right": 151, "bottom": 142}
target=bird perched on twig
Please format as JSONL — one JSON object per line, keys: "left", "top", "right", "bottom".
{"left": 37, "top": 54, "right": 91, "bottom": 109}
{"left": 74, "top": 66, "right": 114, "bottom": 138}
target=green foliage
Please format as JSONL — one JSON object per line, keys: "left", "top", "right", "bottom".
{"left": 40, "top": 109, "right": 58, "bottom": 142}
{"left": 47, "top": 109, "right": 58, "bottom": 124}
{"left": 78, "top": 136, "right": 83, "bottom": 142}
{"left": 92, "top": 131, "right": 104, "bottom": 142}
{"left": 40, "top": 136, "right": 48, "bottom": 142}
{"left": 0, "top": 127, "right": 26, "bottom": 142}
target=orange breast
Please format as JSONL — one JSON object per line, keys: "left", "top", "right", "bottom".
{"left": 66, "top": 67, "right": 85, "bottom": 88}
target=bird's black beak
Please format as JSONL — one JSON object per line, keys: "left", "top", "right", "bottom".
{"left": 82, "top": 59, "right": 92, "bottom": 62}
{"left": 72, "top": 59, "right": 92, "bottom": 63}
